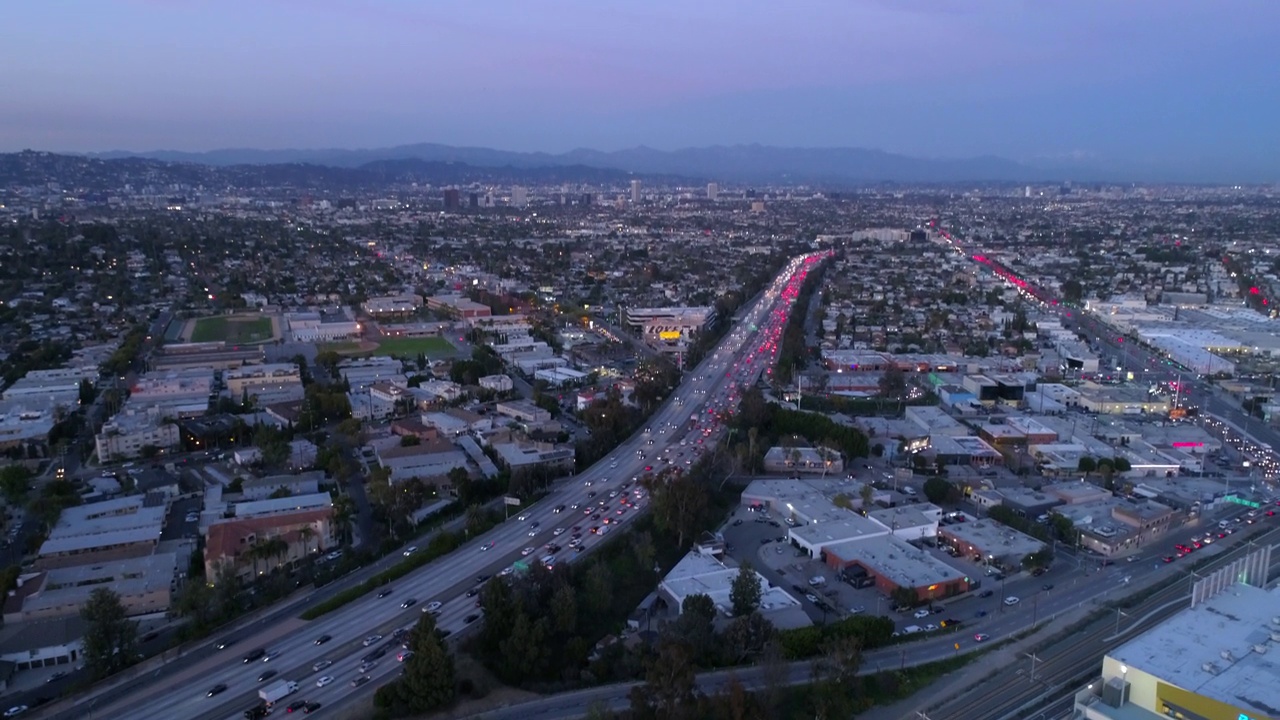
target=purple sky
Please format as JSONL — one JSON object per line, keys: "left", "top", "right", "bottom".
{"left": 3, "top": 0, "right": 1276, "bottom": 176}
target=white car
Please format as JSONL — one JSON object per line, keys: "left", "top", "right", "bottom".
{"left": 358, "top": 660, "right": 378, "bottom": 673}
{"left": 424, "top": 601, "right": 443, "bottom": 614}
{"left": 403, "top": 546, "right": 418, "bottom": 557}
{"left": 521, "top": 546, "right": 535, "bottom": 556}
{"left": 913, "top": 609, "right": 930, "bottom": 619}
{"left": 316, "top": 675, "right": 334, "bottom": 688}
{"left": 1004, "top": 596, "right": 1020, "bottom": 606}
{"left": 3, "top": 707, "right": 27, "bottom": 718}
{"left": 517, "top": 513, "right": 529, "bottom": 521}
{"left": 528, "top": 529, "right": 538, "bottom": 537}
{"left": 363, "top": 634, "right": 382, "bottom": 647}
{"left": 553, "top": 527, "right": 565, "bottom": 536}
{"left": 312, "top": 659, "right": 332, "bottom": 672}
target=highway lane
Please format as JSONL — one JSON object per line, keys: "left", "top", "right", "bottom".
{"left": 63, "top": 251, "right": 830, "bottom": 720}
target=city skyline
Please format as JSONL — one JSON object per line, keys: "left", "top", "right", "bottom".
{"left": 3, "top": 1, "right": 1278, "bottom": 181}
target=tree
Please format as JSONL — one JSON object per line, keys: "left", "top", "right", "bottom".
{"left": 831, "top": 492, "right": 853, "bottom": 511}
{"left": 630, "top": 638, "right": 699, "bottom": 720}
{"left": 0, "top": 465, "right": 32, "bottom": 504}
{"left": 1113, "top": 456, "right": 1132, "bottom": 473}
{"left": 1077, "top": 456, "right": 1097, "bottom": 477}
{"left": 858, "top": 483, "right": 874, "bottom": 513}
{"left": 584, "top": 562, "right": 613, "bottom": 615}
{"left": 399, "top": 434, "right": 421, "bottom": 447}
{"left": 379, "top": 611, "right": 456, "bottom": 716}
{"left": 81, "top": 588, "right": 139, "bottom": 678}
{"left": 1022, "top": 547, "right": 1054, "bottom": 571}
{"left": 757, "top": 639, "right": 789, "bottom": 717}
{"left": 550, "top": 583, "right": 578, "bottom": 635}
{"left": 671, "top": 594, "right": 717, "bottom": 664}
{"left": 809, "top": 635, "right": 862, "bottom": 720}
{"left": 890, "top": 586, "right": 918, "bottom": 609}
{"left": 730, "top": 563, "right": 763, "bottom": 618}
{"left": 644, "top": 468, "right": 709, "bottom": 548}
{"left": 878, "top": 364, "right": 907, "bottom": 399}
{"left": 721, "top": 612, "right": 775, "bottom": 665}
{"left": 923, "top": 476, "right": 956, "bottom": 505}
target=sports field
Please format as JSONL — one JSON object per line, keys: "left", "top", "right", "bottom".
{"left": 190, "top": 315, "right": 275, "bottom": 344}
{"left": 374, "top": 335, "right": 457, "bottom": 357}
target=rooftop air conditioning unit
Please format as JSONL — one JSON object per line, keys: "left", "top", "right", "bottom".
{"left": 1220, "top": 650, "right": 1235, "bottom": 662}
{"left": 1201, "top": 662, "right": 1219, "bottom": 674}
{"left": 1255, "top": 645, "right": 1268, "bottom": 655}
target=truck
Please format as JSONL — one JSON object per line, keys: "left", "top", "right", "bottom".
{"left": 259, "top": 679, "right": 299, "bottom": 707}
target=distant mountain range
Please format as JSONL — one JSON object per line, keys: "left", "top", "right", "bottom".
{"left": 91, "top": 142, "right": 1081, "bottom": 184}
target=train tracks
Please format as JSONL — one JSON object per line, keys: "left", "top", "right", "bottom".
{"left": 926, "top": 527, "right": 1280, "bottom": 720}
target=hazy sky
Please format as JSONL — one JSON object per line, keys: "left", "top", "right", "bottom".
{"left": 3, "top": 0, "right": 1276, "bottom": 175}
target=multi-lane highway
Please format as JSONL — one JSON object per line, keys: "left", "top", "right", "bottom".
{"left": 58, "top": 251, "right": 830, "bottom": 720}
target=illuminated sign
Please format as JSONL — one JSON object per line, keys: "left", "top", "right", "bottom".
{"left": 1224, "top": 495, "right": 1261, "bottom": 509}
{"left": 658, "top": 330, "right": 682, "bottom": 341}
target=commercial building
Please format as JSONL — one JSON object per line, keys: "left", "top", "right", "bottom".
{"left": 426, "top": 294, "right": 492, "bottom": 319}
{"left": 623, "top": 306, "right": 716, "bottom": 347}
{"left": 491, "top": 442, "right": 575, "bottom": 477}
{"left": 479, "top": 374, "right": 514, "bottom": 393}
{"left": 929, "top": 435, "right": 1004, "bottom": 467}
{"left": 823, "top": 535, "right": 971, "bottom": 602}
{"left": 1073, "top": 573, "right": 1279, "bottom": 720}
{"left": 903, "top": 406, "right": 970, "bottom": 438}
{"left": 762, "top": 446, "right": 844, "bottom": 476}
{"left": 338, "top": 356, "right": 404, "bottom": 390}
{"left": 128, "top": 367, "right": 215, "bottom": 417}
{"left": 0, "top": 617, "right": 86, "bottom": 671}
{"left": 495, "top": 400, "right": 552, "bottom": 425}
{"left": 937, "top": 519, "right": 1046, "bottom": 569}
{"left": 0, "top": 406, "right": 55, "bottom": 450}
{"left": 241, "top": 471, "right": 324, "bottom": 501}
{"left": 376, "top": 441, "right": 469, "bottom": 484}
{"left": 1, "top": 367, "right": 94, "bottom": 412}
{"left": 361, "top": 294, "right": 423, "bottom": 318}
{"left": 658, "top": 551, "right": 806, "bottom": 627}
{"left": 224, "top": 363, "right": 304, "bottom": 405}
{"left": 151, "top": 342, "right": 264, "bottom": 371}
{"left": 285, "top": 308, "right": 359, "bottom": 342}
{"left": 3, "top": 553, "right": 176, "bottom": 623}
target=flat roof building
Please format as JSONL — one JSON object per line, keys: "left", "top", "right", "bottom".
{"left": 1075, "top": 581, "right": 1280, "bottom": 720}
{"left": 938, "top": 519, "right": 1046, "bottom": 568}
{"left": 823, "top": 535, "right": 971, "bottom": 603}
{"left": 3, "top": 553, "right": 176, "bottom": 623}
{"left": 658, "top": 551, "right": 806, "bottom": 628}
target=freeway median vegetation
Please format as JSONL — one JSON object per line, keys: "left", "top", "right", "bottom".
{"left": 300, "top": 506, "right": 503, "bottom": 621}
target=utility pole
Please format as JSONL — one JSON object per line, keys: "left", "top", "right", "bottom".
{"left": 1114, "top": 608, "right": 1129, "bottom": 635}
{"left": 1026, "top": 651, "right": 1042, "bottom": 682}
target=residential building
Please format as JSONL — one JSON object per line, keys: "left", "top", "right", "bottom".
{"left": 762, "top": 446, "right": 844, "bottom": 475}
{"left": 204, "top": 494, "right": 335, "bottom": 579}
{"left": 94, "top": 405, "right": 180, "bottom": 461}
{"left": 36, "top": 496, "right": 166, "bottom": 570}
{"left": 224, "top": 363, "right": 304, "bottom": 405}
{"left": 362, "top": 294, "right": 423, "bottom": 317}
{"left": 3, "top": 553, "right": 176, "bottom": 623}
{"left": 426, "top": 294, "right": 492, "bottom": 319}
{"left": 240, "top": 471, "right": 324, "bottom": 501}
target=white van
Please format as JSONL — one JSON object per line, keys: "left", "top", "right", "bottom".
{"left": 1218, "top": 520, "right": 1230, "bottom": 529}
{"left": 903, "top": 625, "right": 923, "bottom": 634}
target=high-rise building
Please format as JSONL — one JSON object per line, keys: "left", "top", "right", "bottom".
{"left": 468, "top": 192, "right": 479, "bottom": 209}
{"left": 630, "top": 179, "right": 641, "bottom": 203}
{"left": 1024, "top": 186, "right": 1032, "bottom": 198}
{"left": 442, "top": 188, "right": 460, "bottom": 211}
{"left": 580, "top": 193, "right": 593, "bottom": 206}
{"left": 706, "top": 182, "right": 719, "bottom": 201}
{"left": 510, "top": 186, "right": 527, "bottom": 208}
{"left": 909, "top": 229, "right": 928, "bottom": 243}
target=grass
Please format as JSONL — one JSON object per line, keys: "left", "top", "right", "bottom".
{"left": 190, "top": 315, "right": 274, "bottom": 344}
{"left": 374, "top": 335, "right": 456, "bottom": 358}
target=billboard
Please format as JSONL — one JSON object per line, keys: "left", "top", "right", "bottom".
{"left": 659, "top": 330, "right": 682, "bottom": 341}
{"left": 503, "top": 496, "right": 522, "bottom": 506}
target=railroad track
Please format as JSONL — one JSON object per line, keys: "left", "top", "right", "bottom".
{"left": 927, "top": 527, "right": 1280, "bottom": 720}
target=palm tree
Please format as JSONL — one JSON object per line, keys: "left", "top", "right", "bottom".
{"left": 269, "top": 536, "right": 289, "bottom": 569}
{"left": 297, "top": 525, "right": 315, "bottom": 558}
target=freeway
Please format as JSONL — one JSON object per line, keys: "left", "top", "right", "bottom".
{"left": 52, "top": 251, "right": 831, "bottom": 720}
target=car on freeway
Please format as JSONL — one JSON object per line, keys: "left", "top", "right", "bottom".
{"left": 303, "top": 703, "right": 321, "bottom": 714}
{"left": 207, "top": 683, "right": 227, "bottom": 697}
{"left": 243, "top": 648, "right": 266, "bottom": 663}
{"left": 398, "top": 650, "right": 415, "bottom": 662}
{"left": 358, "top": 660, "right": 378, "bottom": 673}
{"left": 286, "top": 700, "right": 307, "bottom": 713}
{"left": 553, "top": 527, "right": 565, "bottom": 535}
{"left": 312, "top": 659, "right": 332, "bottom": 672}
{"left": 351, "top": 676, "right": 371, "bottom": 688}
{"left": 363, "top": 634, "right": 383, "bottom": 647}
{"left": 316, "top": 675, "right": 334, "bottom": 688}
{"left": 403, "top": 546, "right": 418, "bottom": 556}
{"left": 528, "top": 529, "right": 538, "bottom": 537}
{"left": 262, "top": 650, "right": 281, "bottom": 662}
{"left": 466, "top": 587, "right": 480, "bottom": 597}
{"left": 480, "top": 541, "right": 495, "bottom": 551}
{"left": 464, "top": 614, "right": 480, "bottom": 624}
{"left": 214, "top": 638, "right": 234, "bottom": 650}
{"left": 517, "top": 513, "right": 529, "bottom": 521}
{"left": 401, "top": 598, "right": 417, "bottom": 608}
{"left": 521, "top": 546, "right": 535, "bottom": 556}
{"left": 314, "top": 635, "right": 331, "bottom": 645}
{"left": 2, "top": 707, "right": 26, "bottom": 718}
{"left": 974, "top": 633, "right": 990, "bottom": 642}
{"left": 476, "top": 574, "right": 491, "bottom": 583}
{"left": 257, "top": 670, "right": 277, "bottom": 682}
{"left": 377, "top": 588, "right": 394, "bottom": 599}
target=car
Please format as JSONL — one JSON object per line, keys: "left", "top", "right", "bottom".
{"left": 974, "top": 633, "right": 990, "bottom": 642}
{"left": 570, "top": 503, "right": 580, "bottom": 510}
{"left": 517, "top": 513, "right": 529, "bottom": 521}
{"left": 325, "top": 550, "right": 342, "bottom": 561}
{"left": 358, "top": 660, "right": 378, "bottom": 673}
{"left": 207, "top": 683, "right": 227, "bottom": 697}
{"left": 401, "top": 598, "right": 417, "bottom": 608}
{"left": 363, "top": 634, "right": 383, "bottom": 646}
{"left": 312, "top": 659, "right": 332, "bottom": 672}
{"left": 214, "top": 638, "right": 234, "bottom": 650}
{"left": 553, "top": 527, "right": 565, "bottom": 536}
{"left": 403, "top": 546, "right": 418, "bottom": 556}
{"left": 528, "top": 529, "right": 538, "bottom": 537}
{"left": 45, "top": 670, "right": 67, "bottom": 683}
{"left": 258, "top": 670, "right": 278, "bottom": 682}
{"left": 316, "top": 674, "right": 334, "bottom": 688}
{"left": 398, "top": 650, "right": 415, "bottom": 662}
{"left": 263, "top": 650, "right": 281, "bottom": 662}
{"left": 553, "top": 505, "right": 565, "bottom": 513}
{"left": 1041, "top": 583, "right": 1054, "bottom": 591}
{"left": 521, "top": 546, "right": 535, "bottom": 556}
{"left": 466, "top": 587, "right": 480, "bottom": 597}
{"left": 476, "top": 574, "right": 491, "bottom": 583}
{"left": 978, "top": 590, "right": 994, "bottom": 599}
{"left": 285, "top": 700, "right": 308, "bottom": 713}
{"left": 913, "top": 609, "right": 930, "bottom": 619}
{"left": 377, "top": 588, "right": 394, "bottom": 598}
{"left": 314, "top": 634, "right": 331, "bottom": 645}
{"left": 243, "top": 648, "right": 266, "bottom": 663}
{"left": 1, "top": 707, "right": 26, "bottom": 719}
{"left": 304, "top": 702, "right": 322, "bottom": 714}
{"left": 1003, "top": 596, "right": 1020, "bottom": 606}
{"left": 464, "top": 613, "right": 480, "bottom": 624}
{"left": 351, "top": 675, "right": 371, "bottom": 688}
